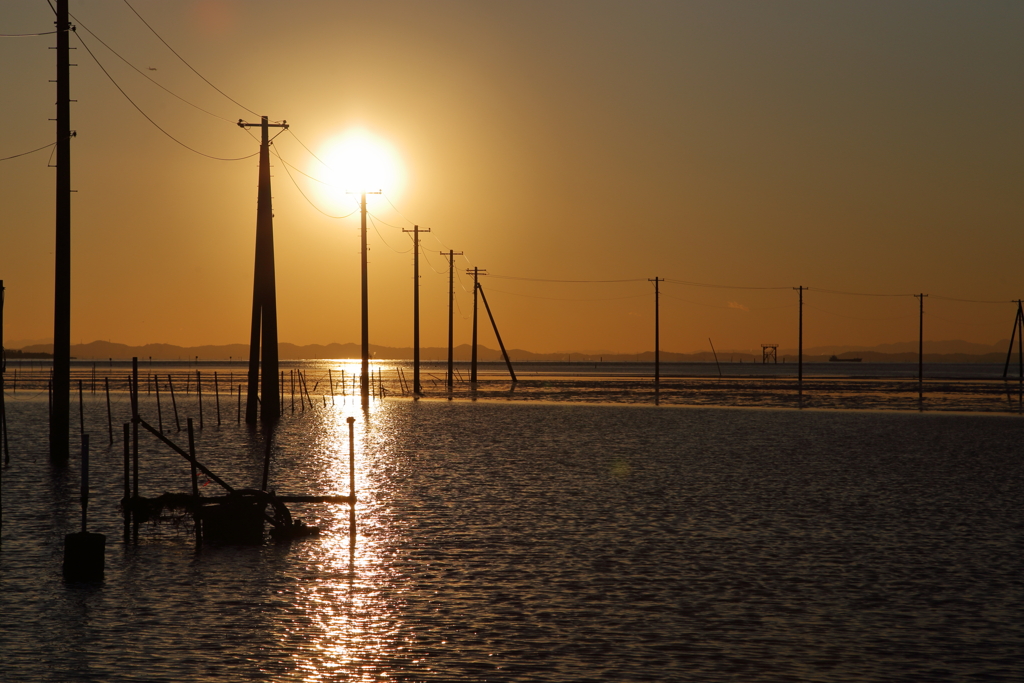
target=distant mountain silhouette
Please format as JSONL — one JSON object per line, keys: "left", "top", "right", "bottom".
{"left": 14, "top": 338, "right": 1014, "bottom": 363}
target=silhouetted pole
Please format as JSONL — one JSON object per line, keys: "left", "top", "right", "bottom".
{"left": 1001, "top": 300, "right": 1024, "bottom": 379}
{"left": 403, "top": 225, "right": 430, "bottom": 395}
{"left": 239, "top": 116, "right": 288, "bottom": 423}
{"left": 467, "top": 267, "right": 486, "bottom": 387}
{"left": 51, "top": 0, "right": 74, "bottom": 463}
{"left": 794, "top": 286, "right": 806, "bottom": 398}
{"left": 650, "top": 277, "right": 663, "bottom": 398}
{"left": 349, "top": 190, "right": 381, "bottom": 409}
{"left": 347, "top": 416, "right": 356, "bottom": 548}
{"left": 915, "top": 293, "right": 928, "bottom": 400}
{"left": 442, "top": 250, "right": 462, "bottom": 394}
{"left": 476, "top": 282, "right": 517, "bottom": 382}
{"left": 0, "top": 281, "right": 7, "bottom": 464}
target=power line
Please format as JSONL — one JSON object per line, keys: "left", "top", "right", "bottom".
{"left": 0, "top": 141, "right": 56, "bottom": 162}
{"left": 270, "top": 146, "right": 359, "bottom": 219}
{"left": 75, "top": 32, "right": 257, "bottom": 162}
{"left": 368, "top": 215, "right": 412, "bottom": 253}
{"left": 121, "top": 0, "right": 258, "bottom": 117}
{"left": 285, "top": 128, "right": 329, "bottom": 167}
{"left": 813, "top": 286, "right": 915, "bottom": 298}
{"left": 482, "top": 286, "right": 648, "bottom": 303}
{"left": 0, "top": 31, "right": 57, "bottom": 37}
{"left": 931, "top": 294, "right": 1012, "bottom": 304}
{"left": 664, "top": 278, "right": 790, "bottom": 291}
{"left": 70, "top": 13, "right": 238, "bottom": 123}
{"left": 489, "top": 275, "right": 645, "bottom": 283}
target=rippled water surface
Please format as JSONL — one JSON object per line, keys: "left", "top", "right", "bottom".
{"left": 2, "top": 385, "right": 1023, "bottom": 681}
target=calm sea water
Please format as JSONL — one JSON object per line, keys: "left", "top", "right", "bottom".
{"left": 1, "top": 371, "right": 1023, "bottom": 681}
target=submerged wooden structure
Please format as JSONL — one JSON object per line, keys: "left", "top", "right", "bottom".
{"left": 121, "top": 358, "right": 356, "bottom": 546}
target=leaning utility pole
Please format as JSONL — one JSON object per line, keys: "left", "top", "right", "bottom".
{"left": 650, "top": 277, "right": 663, "bottom": 399}
{"left": 51, "top": 0, "right": 74, "bottom": 462}
{"left": 476, "top": 281, "right": 517, "bottom": 383}
{"left": 347, "top": 190, "right": 381, "bottom": 409}
{"left": 403, "top": 225, "right": 430, "bottom": 395}
{"left": 441, "top": 250, "right": 462, "bottom": 394}
{"left": 238, "top": 116, "right": 288, "bottom": 423}
{"left": 794, "top": 286, "right": 806, "bottom": 399}
{"left": 467, "top": 267, "right": 486, "bottom": 387}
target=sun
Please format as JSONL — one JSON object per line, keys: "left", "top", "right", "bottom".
{"left": 313, "top": 129, "right": 405, "bottom": 213}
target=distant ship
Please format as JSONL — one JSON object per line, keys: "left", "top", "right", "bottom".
{"left": 829, "top": 355, "right": 862, "bottom": 362}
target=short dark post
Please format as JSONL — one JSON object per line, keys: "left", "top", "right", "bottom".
{"left": 78, "top": 380, "right": 85, "bottom": 437}
{"left": 649, "top": 277, "right": 663, "bottom": 401}
{"left": 214, "top": 371, "right": 221, "bottom": 426}
{"left": 155, "top": 375, "right": 164, "bottom": 434}
{"left": 237, "top": 384, "right": 241, "bottom": 423}
{"left": 347, "top": 416, "right": 356, "bottom": 548}
{"left": 105, "top": 378, "right": 113, "bottom": 445}
{"left": 63, "top": 434, "right": 105, "bottom": 581}
{"left": 122, "top": 422, "right": 130, "bottom": 543}
{"left": 168, "top": 374, "right": 180, "bottom": 431}
{"left": 187, "top": 418, "right": 202, "bottom": 547}
{"left": 196, "top": 371, "right": 203, "bottom": 429}
{"left": 131, "top": 359, "right": 139, "bottom": 542}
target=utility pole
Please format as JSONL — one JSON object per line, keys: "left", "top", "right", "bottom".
{"left": 51, "top": 0, "right": 74, "bottom": 462}
{"left": 794, "top": 286, "right": 806, "bottom": 399}
{"left": 476, "top": 282, "right": 518, "bottom": 383}
{"left": 650, "top": 277, "right": 663, "bottom": 399}
{"left": 441, "top": 250, "right": 462, "bottom": 394}
{"left": 238, "top": 116, "right": 288, "bottom": 423}
{"left": 1002, "top": 300, "right": 1024, "bottom": 384}
{"left": 467, "top": 267, "right": 486, "bottom": 388}
{"left": 349, "top": 190, "right": 381, "bottom": 409}
{"left": 915, "top": 293, "right": 928, "bottom": 401}
{"left": 403, "top": 225, "right": 430, "bottom": 395}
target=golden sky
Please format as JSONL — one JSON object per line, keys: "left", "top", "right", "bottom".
{"left": 1, "top": 0, "right": 1022, "bottom": 354}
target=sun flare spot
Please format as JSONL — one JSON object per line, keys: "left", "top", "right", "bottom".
{"left": 313, "top": 129, "right": 405, "bottom": 213}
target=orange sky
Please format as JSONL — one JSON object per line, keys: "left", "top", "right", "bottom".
{"left": 2, "top": 1, "right": 1022, "bottom": 354}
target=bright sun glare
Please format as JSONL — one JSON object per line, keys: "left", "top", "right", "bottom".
{"left": 314, "top": 129, "right": 405, "bottom": 213}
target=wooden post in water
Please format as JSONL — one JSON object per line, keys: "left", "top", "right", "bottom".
{"left": 155, "top": 375, "right": 163, "bottom": 435}
{"left": 131, "top": 359, "right": 139, "bottom": 542}
{"left": 122, "top": 423, "right": 130, "bottom": 543}
{"left": 167, "top": 375, "right": 180, "bottom": 432}
{"left": 347, "top": 416, "right": 356, "bottom": 548}
{"left": 105, "top": 378, "right": 113, "bottom": 444}
{"left": 237, "top": 385, "right": 241, "bottom": 423}
{"left": 649, "top": 277, "right": 663, "bottom": 402}
{"left": 187, "top": 418, "right": 201, "bottom": 547}
{"left": 78, "top": 380, "right": 85, "bottom": 438}
{"left": 196, "top": 371, "right": 203, "bottom": 429}
{"left": 214, "top": 371, "right": 221, "bottom": 427}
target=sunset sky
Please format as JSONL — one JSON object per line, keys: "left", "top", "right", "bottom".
{"left": 1, "top": 1, "right": 1021, "bottom": 354}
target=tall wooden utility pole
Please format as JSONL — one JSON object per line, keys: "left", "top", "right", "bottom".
{"left": 51, "top": 0, "right": 73, "bottom": 462}
{"left": 650, "top": 277, "right": 663, "bottom": 399}
{"left": 467, "top": 267, "right": 486, "bottom": 388}
{"left": 403, "top": 225, "right": 430, "bottom": 395}
{"left": 794, "top": 286, "right": 806, "bottom": 399}
{"left": 915, "top": 293, "right": 928, "bottom": 401}
{"left": 238, "top": 116, "right": 288, "bottom": 423}
{"left": 347, "top": 190, "right": 381, "bottom": 409}
{"left": 441, "top": 250, "right": 462, "bottom": 394}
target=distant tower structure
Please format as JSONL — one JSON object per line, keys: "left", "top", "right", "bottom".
{"left": 238, "top": 116, "right": 288, "bottom": 423}
{"left": 762, "top": 344, "right": 778, "bottom": 364}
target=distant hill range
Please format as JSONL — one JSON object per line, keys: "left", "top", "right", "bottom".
{"left": 13, "top": 338, "right": 1016, "bottom": 364}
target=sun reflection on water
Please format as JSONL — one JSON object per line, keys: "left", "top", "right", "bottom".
{"left": 277, "top": 396, "right": 412, "bottom": 681}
